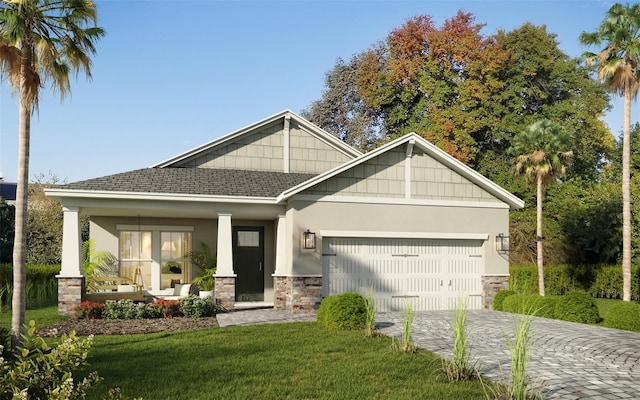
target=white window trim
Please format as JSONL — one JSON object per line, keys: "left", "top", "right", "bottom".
{"left": 319, "top": 230, "right": 489, "bottom": 240}
{"left": 117, "top": 224, "right": 194, "bottom": 232}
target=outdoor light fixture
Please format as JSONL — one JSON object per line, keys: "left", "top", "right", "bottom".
{"left": 495, "top": 233, "right": 509, "bottom": 253}
{"left": 303, "top": 229, "right": 316, "bottom": 250}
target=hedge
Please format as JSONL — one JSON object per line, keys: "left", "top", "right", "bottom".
{"left": 0, "top": 263, "right": 60, "bottom": 286}
{"left": 502, "top": 293, "right": 558, "bottom": 318}
{"left": 554, "top": 291, "right": 600, "bottom": 324}
{"left": 510, "top": 264, "right": 640, "bottom": 300}
{"left": 604, "top": 302, "right": 640, "bottom": 332}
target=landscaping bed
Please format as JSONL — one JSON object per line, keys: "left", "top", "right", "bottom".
{"left": 36, "top": 315, "right": 219, "bottom": 336}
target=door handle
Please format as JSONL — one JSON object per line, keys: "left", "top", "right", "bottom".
{"left": 448, "top": 280, "right": 452, "bottom": 286}
{"left": 259, "top": 262, "right": 262, "bottom": 272}
{"left": 440, "top": 280, "right": 443, "bottom": 286}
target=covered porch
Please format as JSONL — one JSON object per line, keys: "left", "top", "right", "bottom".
{"left": 52, "top": 194, "right": 291, "bottom": 316}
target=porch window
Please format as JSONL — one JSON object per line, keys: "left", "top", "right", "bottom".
{"left": 120, "top": 231, "right": 152, "bottom": 289}
{"left": 161, "top": 232, "right": 191, "bottom": 288}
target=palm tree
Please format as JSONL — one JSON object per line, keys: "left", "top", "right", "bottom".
{"left": 0, "top": 0, "right": 104, "bottom": 352}
{"left": 580, "top": 3, "right": 640, "bottom": 302}
{"left": 509, "top": 119, "right": 573, "bottom": 296}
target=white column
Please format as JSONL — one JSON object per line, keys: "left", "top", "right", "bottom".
{"left": 59, "top": 206, "right": 83, "bottom": 277}
{"left": 151, "top": 230, "right": 161, "bottom": 290}
{"left": 215, "top": 213, "right": 235, "bottom": 276}
{"left": 273, "top": 215, "right": 287, "bottom": 275}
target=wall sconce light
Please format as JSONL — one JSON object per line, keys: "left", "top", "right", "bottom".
{"left": 303, "top": 229, "right": 316, "bottom": 250}
{"left": 495, "top": 233, "right": 509, "bottom": 253}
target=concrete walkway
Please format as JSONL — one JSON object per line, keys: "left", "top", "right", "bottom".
{"left": 217, "top": 309, "right": 640, "bottom": 399}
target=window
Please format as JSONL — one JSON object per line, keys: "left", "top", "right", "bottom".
{"left": 120, "top": 231, "right": 152, "bottom": 288}
{"left": 161, "top": 232, "right": 191, "bottom": 288}
{"left": 237, "top": 231, "right": 259, "bottom": 247}
{"left": 117, "top": 225, "right": 193, "bottom": 290}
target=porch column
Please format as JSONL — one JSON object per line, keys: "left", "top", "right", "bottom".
{"left": 60, "top": 206, "right": 83, "bottom": 277}
{"left": 58, "top": 206, "right": 84, "bottom": 316}
{"left": 215, "top": 213, "right": 235, "bottom": 309}
{"left": 273, "top": 215, "right": 287, "bottom": 276}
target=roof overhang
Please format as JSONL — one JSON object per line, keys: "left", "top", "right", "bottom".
{"left": 44, "top": 188, "right": 285, "bottom": 219}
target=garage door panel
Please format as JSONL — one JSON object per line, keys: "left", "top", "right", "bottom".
{"left": 324, "top": 237, "right": 484, "bottom": 311}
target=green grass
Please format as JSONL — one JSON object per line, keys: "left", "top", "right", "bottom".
{"left": 0, "top": 305, "right": 68, "bottom": 329}
{"left": 81, "top": 323, "right": 490, "bottom": 400}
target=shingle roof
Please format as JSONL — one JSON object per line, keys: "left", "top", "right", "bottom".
{"left": 58, "top": 168, "right": 317, "bottom": 198}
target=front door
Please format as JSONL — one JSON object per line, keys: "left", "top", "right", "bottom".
{"left": 233, "top": 227, "right": 264, "bottom": 301}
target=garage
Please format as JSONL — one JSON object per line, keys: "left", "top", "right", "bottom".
{"left": 322, "top": 236, "right": 485, "bottom": 311}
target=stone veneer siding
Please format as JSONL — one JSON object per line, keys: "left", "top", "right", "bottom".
{"left": 58, "top": 277, "right": 85, "bottom": 316}
{"left": 482, "top": 275, "right": 509, "bottom": 310}
{"left": 274, "top": 276, "right": 322, "bottom": 313}
{"left": 215, "top": 277, "right": 236, "bottom": 310}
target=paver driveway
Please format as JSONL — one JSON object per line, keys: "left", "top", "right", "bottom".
{"left": 377, "top": 310, "right": 640, "bottom": 399}
{"left": 217, "top": 308, "right": 640, "bottom": 399}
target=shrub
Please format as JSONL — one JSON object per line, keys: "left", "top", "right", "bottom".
{"left": 493, "top": 289, "right": 516, "bottom": 311}
{"left": 316, "top": 295, "right": 338, "bottom": 325}
{"left": 554, "top": 291, "right": 600, "bottom": 324}
{"left": 604, "top": 302, "right": 640, "bottom": 332}
{"left": 502, "top": 294, "right": 557, "bottom": 318}
{"left": 104, "top": 300, "right": 152, "bottom": 319}
{"left": 181, "top": 296, "right": 216, "bottom": 318}
{"left": 0, "top": 321, "right": 101, "bottom": 399}
{"left": 317, "top": 292, "right": 367, "bottom": 331}
{"left": 149, "top": 299, "right": 183, "bottom": 318}
{"left": 75, "top": 301, "right": 106, "bottom": 319}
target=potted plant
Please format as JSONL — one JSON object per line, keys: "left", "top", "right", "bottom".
{"left": 188, "top": 242, "right": 217, "bottom": 298}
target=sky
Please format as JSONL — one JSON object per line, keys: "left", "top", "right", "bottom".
{"left": 0, "top": 0, "right": 636, "bottom": 183}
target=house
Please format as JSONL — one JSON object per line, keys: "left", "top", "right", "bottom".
{"left": 46, "top": 110, "right": 524, "bottom": 316}
{"left": 0, "top": 179, "right": 17, "bottom": 205}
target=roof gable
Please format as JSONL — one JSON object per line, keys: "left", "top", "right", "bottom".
{"left": 278, "top": 133, "right": 524, "bottom": 209}
{"left": 153, "top": 110, "right": 361, "bottom": 174}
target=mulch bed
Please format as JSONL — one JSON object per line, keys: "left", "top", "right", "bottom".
{"left": 36, "top": 317, "right": 220, "bottom": 337}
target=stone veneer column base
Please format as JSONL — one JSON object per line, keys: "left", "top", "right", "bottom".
{"left": 215, "top": 277, "right": 236, "bottom": 310}
{"left": 58, "top": 277, "right": 85, "bottom": 316}
{"left": 273, "top": 276, "right": 322, "bottom": 313}
{"left": 482, "top": 275, "right": 509, "bottom": 310}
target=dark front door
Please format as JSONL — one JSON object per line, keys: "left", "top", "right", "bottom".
{"left": 233, "top": 227, "right": 264, "bottom": 301}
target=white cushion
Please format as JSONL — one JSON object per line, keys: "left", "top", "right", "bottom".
{"left": 117, "top": 284, "right": 136, "bottom": 292}
{"left": 173, "top": 284, "right": 191, "bottom": 297}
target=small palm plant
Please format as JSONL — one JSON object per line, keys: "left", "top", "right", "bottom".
{"left": 188, "top": 242, "right": 217, "bottom": 291}
{"left": 82, "top": 240, "right": 118, "bottom": 293}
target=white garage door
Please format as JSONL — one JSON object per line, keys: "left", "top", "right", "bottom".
{"left": 322, "top": 237, "right": 484, "bottom": 311}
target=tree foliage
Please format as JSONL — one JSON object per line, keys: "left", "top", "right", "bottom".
{"left": 26, "top": 173, "right": 63, "bottom": 264}
{"left": 302, "top": 53, "right": 384, "bottom": 151}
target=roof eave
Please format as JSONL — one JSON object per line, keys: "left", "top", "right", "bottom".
{"left": 44, "top": 188, "right": 279, "bottom": 205}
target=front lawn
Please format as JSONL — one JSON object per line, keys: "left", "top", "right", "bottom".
{"left": 0, "top": 305, "right": 67, "bottom": 328}
{"left": 83, "top": 323, "right": 490, "bottom": 399}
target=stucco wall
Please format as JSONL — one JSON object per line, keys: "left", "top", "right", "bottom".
{"left": 286, "top": 200, "right": 509, "bottom": 277}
